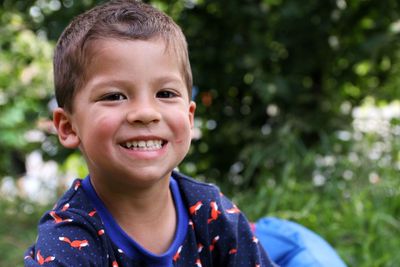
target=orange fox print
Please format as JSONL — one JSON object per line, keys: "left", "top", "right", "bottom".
{"left": 49, "top": 211, "right": 73, "bottom": 224}
{"left": 189, "top": 219, "right": 194, "bottom": 229}
{"left": 226, "top": 204, "right": 240, "bottom": 214}
{"left": 61, "top": 203, "right": 70, "bottom": 211}
{"left": 59, "top": 236, "right": 89, "bottom": 250}
{"left": 189, "top": 201, "right": 203, "bottom": 215}
{"left": 195, "top": 258, "right": 202, "bottom": 267}
{"left": 88, "top": 210, "right": 97, "bottom": 217}
{"left": 229, "top": 248, "right": 237, "bottom": 255}
{"left": 207, "top": 201, "right": 221, "bottom": 224}
{"left": 36, "top": 250, "right": 55, "bottom": 265}
{"left": 173, "top": 245, "right": 183, "bottom": 262}
{"left": 74, "top": 180, "right": 81, "bottom": 191}
{"left": 197, "top": 243, "right": 204, "bottom": 253}
{"left": 209, "top": 236, "right": 220, "bottom": 252}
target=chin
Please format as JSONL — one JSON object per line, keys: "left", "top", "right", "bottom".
{"left": 125, "top": 170, "right": 172, "bottom": 186}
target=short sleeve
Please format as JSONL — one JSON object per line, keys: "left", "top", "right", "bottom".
{"left": 24, "top": 208, "right": 109, "bottom": 266}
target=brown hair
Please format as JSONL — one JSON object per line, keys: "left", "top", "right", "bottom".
{"left": 54, "top": 0, "right": 192, "bottom": 112}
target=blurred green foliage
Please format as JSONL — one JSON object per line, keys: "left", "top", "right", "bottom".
{"left": 0, "top": 0, "right": 399, "bottom": 266}
{"left": 0, "top": 9, "right": 54, "bottom": 176}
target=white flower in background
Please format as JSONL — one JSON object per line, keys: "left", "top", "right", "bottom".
{"left": 313, "top": 99, "right": 400, "bottom": 187}
{"left": 315, "top": 155, "right": 336, "bottom": 167}
{"left": 313, "top": 172, "right": 326, "bottom": 187}
{"left": 0, "top": 151, "right": 68, "bottom": 204}
{"left": 342, "top": 170, "right": 354, "bottom": 181}
{"left": 336, "top": 130, "right": 352, "bottom": 141}
{"left": 352, "top": 100, "right": 400, "bottom": 137}
{"left": 266, "top": 104, "right": 279, "bottom": 117}
{"left": 18, "top": 151, "right": 60, "bottom": 204}
{"left": 0, "top": 177, "right": 18, "bottom": 200}
{"left": 369, "top": 172, "right": 380, "bottom": 184}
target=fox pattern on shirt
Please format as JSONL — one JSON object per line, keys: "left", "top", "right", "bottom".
{"left": 24, "top": 171, "right": 276, "bottom": 267}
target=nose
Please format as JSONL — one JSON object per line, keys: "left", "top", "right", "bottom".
{"left": 126, "top": 98, "right": 161, "bottom": 125}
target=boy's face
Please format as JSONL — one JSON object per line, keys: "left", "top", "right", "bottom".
{"left": 54, "top": 38, "right": 196, "bottom": 190}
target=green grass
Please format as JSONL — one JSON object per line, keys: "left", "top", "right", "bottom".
{"left": 0, "top": 199, "right": 51, "bottom": 267}
{"left": 233, "top": 164, "right": 400, "bottom": 266}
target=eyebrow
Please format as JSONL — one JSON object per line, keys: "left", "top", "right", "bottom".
{"left": 86, "top": 74, "right": 185, "bottom": 91}
{"left": 152, "top": 75, "right": 185, "bottom": 86}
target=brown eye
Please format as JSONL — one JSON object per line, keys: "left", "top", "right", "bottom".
{"left": 156, "top": 90, "right": 177, "bottom": 98}
{"left": 100, "top": 93, "right": 127, "bottom": 101}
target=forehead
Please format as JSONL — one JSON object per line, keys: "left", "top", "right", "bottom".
{"left": 80, "top": 38, "right": 186, "bottom": 88}
{"left": 84, "top": 37, "right": 183, "bottom": 76}
{"left": 87, "top": 36, "right": 174, "bottom": 59}
{"left": 87, "top": 38, "right": 179, "bottom": 71}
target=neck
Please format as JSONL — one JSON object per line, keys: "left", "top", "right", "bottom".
{"left": 92, "top": 176, "right": 177, "bottom": 254}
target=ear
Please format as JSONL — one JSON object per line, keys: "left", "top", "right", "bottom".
{"left": 188, "top": 101, "right": 196, "bottom": 129}
{"left": 53, "top": 107, "right": 80, "bottom": 149}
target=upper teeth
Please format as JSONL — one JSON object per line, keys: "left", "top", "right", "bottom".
{"left": 124, "top": 140, "right": 163, "bottom": 149}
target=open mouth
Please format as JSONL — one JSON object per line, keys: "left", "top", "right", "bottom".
{"left": 121, "top": 140, "right": 167, "bottom": 151}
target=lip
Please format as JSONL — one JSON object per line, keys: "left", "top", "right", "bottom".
{"left": 122, "top": 135, "right": 166, "bottom": 142}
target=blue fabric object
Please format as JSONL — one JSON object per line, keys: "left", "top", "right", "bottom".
{"left": 255, "top": 217, "right": 347, "bottom": 267}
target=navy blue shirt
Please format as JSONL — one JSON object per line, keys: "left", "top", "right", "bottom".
{"left": 25, "top": 171, "right": 276, "bottom": 266}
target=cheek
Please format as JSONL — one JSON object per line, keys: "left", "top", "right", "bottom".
{"left": 169, "top": 112, "right": 192, "bottom": 139}
{"left": 82, "top": 113, "right": 121, "bottom": 142}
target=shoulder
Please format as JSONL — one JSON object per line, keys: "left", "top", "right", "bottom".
{"left": 25, "top": 179, "right": 109, "bottom": 266}
{"left": 172, "top": 171, "right": 222, "bottom": 200}
{"left": 38, "top": 179, "right": 100, "bottom": 226}
{"left": 173, "top": 171, "right": 248, "bottom": 240}
{"left": 172, "top": 171, "right": 276, "bottom": 266}
{"left": 172, "top": 170, "right": 238, "bottom": 212}
{"left": 172, "top": 171, "right": 240, "bottom": 215}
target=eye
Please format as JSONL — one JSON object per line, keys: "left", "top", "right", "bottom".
{"left": 156, "top": 90, "right": 178, "bottom": 99}
{"left": 99, "top": 92, "right": 127, "bottom": 101}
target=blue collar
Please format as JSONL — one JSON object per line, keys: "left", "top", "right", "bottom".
{"left": 82, "top": 176, "right": 188, "bottom": 266}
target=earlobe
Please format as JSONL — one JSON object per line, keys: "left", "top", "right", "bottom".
{"left": 53, "top": 108, "right": 80, "bottom": 148}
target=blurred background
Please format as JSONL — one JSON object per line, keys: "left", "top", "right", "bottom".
{"left": 1, "top": 0, "right": 400, "bottom": 266}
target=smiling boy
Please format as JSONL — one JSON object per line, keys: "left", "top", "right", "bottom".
{"left": 24, "top": 1, "right": 276, "bottom": 266}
